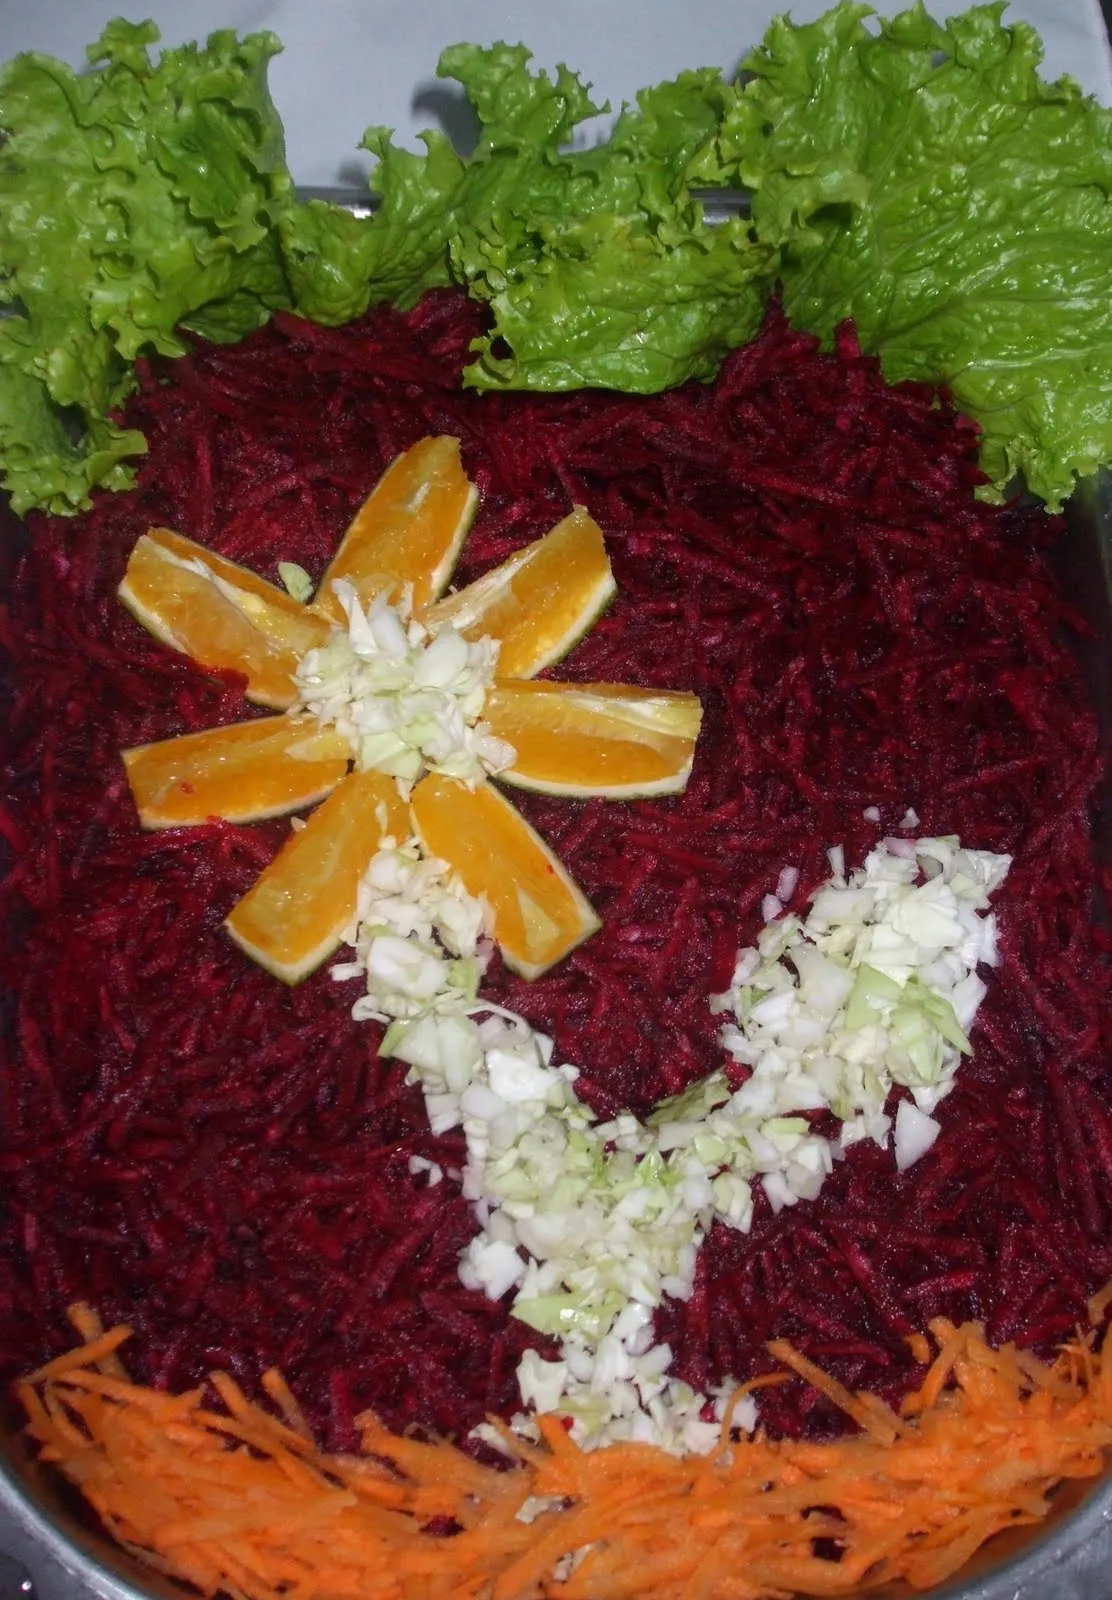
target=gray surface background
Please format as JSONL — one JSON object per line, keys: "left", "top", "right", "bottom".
{"left": 2, "top": 2, "right": 1112, "bottom": 1596}
{"left": 1, "top": 0, "right": 1111, "bottom": 184}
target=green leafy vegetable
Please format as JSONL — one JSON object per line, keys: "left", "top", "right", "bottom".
{"left": 443, "top": 48, "right": 771, "bottom": 391}
{"left": 277, "top": 135, "right": 458, "bottom": 321}
{"left": 3, "top": 4, "right": 1112, "bottom": 519}
{"left": 0, "top": 19, "right": 296, "bottom": 515}
{"left": 727, "top": 1, "right": 1112, "bottom": 510}
{"left": 282, "top": 44, "right": 771, "bottom": 391}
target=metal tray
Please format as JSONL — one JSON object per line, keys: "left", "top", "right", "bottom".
{"left": 1, "top": 470, "right": 1111, "bottom": 1600}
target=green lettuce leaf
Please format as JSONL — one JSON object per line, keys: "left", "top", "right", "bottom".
{"left": 447, "top": 53, "right": 770, "bottom": 391}
{"left": 276, "top": 134, "right": 459, "bottom": 324}
{"left": 281, "top": 44, "right": 772, "bottom": 391}
{"left": 0, "top": 321, "right": 146, "bottom": 517}
{"left": 727, "top": 1, "right": 1112, "bottom": 509}
{"left": 0, "top": 19, "right": 296, "bottom": 515}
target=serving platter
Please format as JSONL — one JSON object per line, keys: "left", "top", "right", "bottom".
{"left": 4, "top": 6, "right": 1112, "bottom": 1597}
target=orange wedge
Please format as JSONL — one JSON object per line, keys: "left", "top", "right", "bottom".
{"left": 410, "top": 775, "right": 600, "bottom": 979}
{"left": 122, "top": 715, "right": 352, "bottom": 829}
{"left": 224, "top": 769, "right": 409, "bottom": 984}
{"left": 312, "top": 437, "right": 478, "bottom": 624}
{"left": 485, "top": 681, "right": 703, "bottom": 799}
{"left": 422, "top": 506, "right": 615, "bottom": 680}
{"left": 119, "top": 529, "right": 332, "bottom": 709}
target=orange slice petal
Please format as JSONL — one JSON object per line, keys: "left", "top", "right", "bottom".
{"left": 410, "top": 775, "right": 600, "bottom": 980}
{"left": 422, "top": 506, "right": 615, "bottom": 680}
{"left": 122, "top": 715, "right": 351, "bottom": 829}
{"left": 119, "top": 528, "right": 332, "bottom": 710}
{"left": 312, "top": 436, "right": 478, "bottom": 623}
{"left": 485, "top": 680, "right": 703, "bottom": 799}
{"left": 224, "top": 770, "right": 409, "bottom": 985}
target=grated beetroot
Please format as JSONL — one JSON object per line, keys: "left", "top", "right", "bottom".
{"left": 3, "top": 291, "right": 1112, "bottom": 1448}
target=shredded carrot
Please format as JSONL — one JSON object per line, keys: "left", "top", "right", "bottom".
{"left": 766, "top": 1339, "right": 905, "bottom": 1444}
{"left": 260, "top": 1367, "right": 314, "bottom": 1442}
{"left": 26, "top": 1326, "right": 134, "bottom": 1384}
{"left": 905, "top": 1331, "right": 932, "bottom": 1365}
{"left": 1089, "top": 1278, "right": 1112, "bottom": 1327}
{"left": 16, "top": 1300, "right": 1112, "bottom": 1600}
{"left": 65, "top": 1302, "right": 130, "bottom": 1378}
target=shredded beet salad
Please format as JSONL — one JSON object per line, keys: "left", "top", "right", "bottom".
{"left": 2, "top": 290, "right": 1112, "bottom": 1449}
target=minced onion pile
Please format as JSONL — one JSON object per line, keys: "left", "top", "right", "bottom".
{"left": 333, "top": 823, "right": 1009, "bottom": 1453}
{"left": 294, "top": 583, "right": 514, "bottom": 787}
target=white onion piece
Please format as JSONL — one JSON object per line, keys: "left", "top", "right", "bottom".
{"left": 894, "top": 1099, "right": 942, "bottom": 1171}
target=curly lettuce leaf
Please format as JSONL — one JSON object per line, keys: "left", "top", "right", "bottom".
{"left": 448, "top": 56, "right": 770, "bottom": 390}
{"left": 0, "top": 321, "right": 146, "bottom": 517}
{"left": 727, "top": 2, "right": 1112, "bottom": 509}
{"left": 0, "top": 20, "right": 296, "bottom": 515}
{"left": 280, "top": 44, "right": 771, "bottom": 391}
{"left": 277, "top": 135, "right": 461, "bottom": 323}
{"left": 276, "top": 47, "right": 603, "bottom": 326}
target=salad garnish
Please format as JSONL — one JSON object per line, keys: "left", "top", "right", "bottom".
{"left": 117, "top": 441, "right": 703, "bottom": 983}
{"left": 2, "top": 4, "right": 1111, "bottom": 514}
{"left": 353, "top": 829, "right": 1008, "bottom": 1451}
{"left": 22, "top": 1296, "right": 1112, "bottom": 1600}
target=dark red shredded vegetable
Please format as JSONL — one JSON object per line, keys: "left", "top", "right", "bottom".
{"left": 2, "top": 291, "right": 1112, "bottom": 1448}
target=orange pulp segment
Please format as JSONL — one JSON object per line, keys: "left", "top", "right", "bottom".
{"left": 410, "top": 775, "right": 600, "bottom": 980}
{"left": 122, "top": 715, "right": 351, "bottom": 829}
{"left": 119, "top": 528, "right": 332, "bottom": 710}
{"left": 485, "top": 681, "right": 703, "bottom": 798}
{"left": 224, "top": 770, "right": 409, "bottom": 985}
{"left": 422, "top": 506, "right": 615, "bottom": 680}
{"left": 312, "top": 436, "right": 478, "bottom": 623}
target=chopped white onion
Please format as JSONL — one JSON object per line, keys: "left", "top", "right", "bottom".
{"left": 336, "top": 830, "right": 1008, "bottom": 1457}
{"left": 775, "top": 865, "right": 799, "bottom": 903}
{"left": 893, "top": 1099, "right": 942, "bottom": 1171}
{"left": 294, "top": 585, "right": 514, "bottom": 787}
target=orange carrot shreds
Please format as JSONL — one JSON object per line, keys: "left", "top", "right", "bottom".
{"left": 25, "top": 1326, "right": 134, "bottom": 1384}
{"left": 906, "top": 1331, "right": 932, "bottom": 1365}
{"left": 65, "top": 1303, "right": 130, "bottom": 1379}
{"left": 901, "top": 1319, "right": 975, "bottom": 1417}
{"left": 17, "top": 1299, "right": 1112, "bottom": 1600}
{"left": 715, "top": 1373, "right": 791, "bottom": 1451}
{"left": 1089, "top": 1278, "right": 1112, "bottom": 1327}
{"left": 66, "top": 1301, "right": 104, "bottom": 1339}
{"left": 261, "top": 1367, "right": 314, "bottom": 1441}
{"left": 766, "top": 1339, "right": 905, "bottom": 1444}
